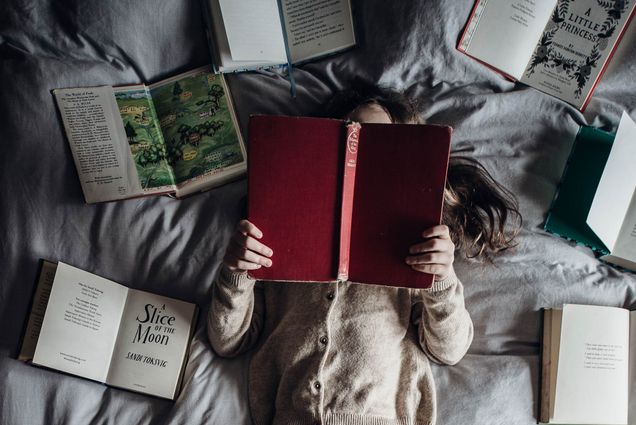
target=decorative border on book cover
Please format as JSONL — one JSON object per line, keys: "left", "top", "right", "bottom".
{"left": 525, "top": 0, "right": 631, "bottom": 99}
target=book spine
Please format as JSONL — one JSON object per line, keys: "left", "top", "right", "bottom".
{"left": 337, "top": 122, "right": 361, "bottom": 281}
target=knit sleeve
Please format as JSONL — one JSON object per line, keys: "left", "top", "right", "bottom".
{"left": 411, "top": 274, "right": 473, "bottom": 365}
{"left": 207, "top": 266, "right": 265, "bottom": 358}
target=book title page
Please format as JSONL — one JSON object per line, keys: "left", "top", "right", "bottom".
{"left": 106, "top": 290, "right": 196, "bottom": 399}
{"left": 520, "top": 0, "right": 636, "bottom": 108}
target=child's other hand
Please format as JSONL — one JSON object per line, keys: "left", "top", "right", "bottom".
{"left": 406, "top": 225, "right": 455, "bottom": 281}
{"left": 223, "top": 220, "right": 273, "bottom": 273}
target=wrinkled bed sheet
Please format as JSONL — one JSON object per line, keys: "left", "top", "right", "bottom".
{"left": 1, "top": 1, "right": 636, "bottom": 424}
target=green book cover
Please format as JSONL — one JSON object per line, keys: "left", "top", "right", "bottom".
{"left": 544, "top": 126, "right": 615, "bottom": 254}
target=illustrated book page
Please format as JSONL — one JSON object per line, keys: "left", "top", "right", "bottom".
{"left": 552, "top": 304, "right": 629, "bottom": 425}
{"left": 53, "top": 87, "right": 143, "bottom": 203}
{"left": 149, "top": 68, "right": 247, "bottom": 198}
{"left": 113, "top": 85, "right": 177, "bottom": 195}
{"left": 106, "top": 289, "right": 197, "bottom": 399}
{"left": 519, "top": 0, "right": 636, "bottom": 109}
{"left": 32, "top": 262, "right": 129, "bottom": 383}
{"left": 458, "top": 0, "right": 558, "bottom": 79}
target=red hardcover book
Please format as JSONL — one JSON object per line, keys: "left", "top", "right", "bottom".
{"left": 247, "top": 115, "right": 451, "bottom": 289}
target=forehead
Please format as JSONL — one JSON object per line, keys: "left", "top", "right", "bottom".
{"left": 346, "top": 102, "right": 392, "bottom": 124}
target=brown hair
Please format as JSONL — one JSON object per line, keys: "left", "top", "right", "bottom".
{"left": 324, "top": 84, "right": 521, "bottom": 258}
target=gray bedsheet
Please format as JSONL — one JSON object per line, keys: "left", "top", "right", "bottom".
{"left": 1, "top": 1, "right": 635, "bottom": 424}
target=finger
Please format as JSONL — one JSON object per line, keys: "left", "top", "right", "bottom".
{"left": 237, "top": 219, "right": 264, "bottom": 239}
{"left": 421, "top": 225, "right": 451, "bottom": 240}
{"left": 234, "top": 259, "right": 264, "bottom": 271}
{"left": 411, "top": 264, "right": 449, "bottom": 275}
{"left": 223, "top": 253, "right": 262, "bottom": 272}
{"left": 409, "top": 237, "right": 454, "bottom": 254}
{"left": 405, "top": 251, "right": 453, "bottom": 266}
{"left": 227, "top": 243, "right": 272, "bottom": 267}
{"left": 232, "top": 232, "right": 273, "bottom": 257}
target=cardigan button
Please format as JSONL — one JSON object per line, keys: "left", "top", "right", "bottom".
{"left": 314, "top": 381, "right": 321, "bottom": 390}
{"left": 319, "top": 336, "right": 328, "bottom": 345}
{"left": 326, "top": 292, "right": 335, "bottom": 300}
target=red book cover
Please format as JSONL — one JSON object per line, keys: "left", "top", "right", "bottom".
{"left": 247, "top": 115, "right": 451, "bottom": 288}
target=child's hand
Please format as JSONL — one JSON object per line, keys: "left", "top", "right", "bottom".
{"left": 223, "top": 220, "right": 273, "bottom": 273}
{"left": 406, "top": 225, "right": 455, "bottom": 280}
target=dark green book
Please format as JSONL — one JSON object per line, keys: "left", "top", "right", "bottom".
{"left": 545, "top": 112, "right": 636, "bottom": 272}
{"left": 544, "top": 126, "right": 614, "bottom": 254}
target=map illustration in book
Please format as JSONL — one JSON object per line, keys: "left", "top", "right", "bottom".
{"left": 19, "top": 261, "right": 198, "bottom": 400}
{"left": 247, "top": 115, "right": 451, "bottom": 289}
{"left": 458, "top": 0, "right": 636, "bottom": 109}
{"left": 53, "top": 67, "right": 246, "bottom": 203}
{"left": 203, "top": 0, "right": 356, "bottom": 73}
{"left": 545, "top": 112, "right": 636, "bottom": 271}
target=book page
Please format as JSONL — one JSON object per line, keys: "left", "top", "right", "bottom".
{"left": 217, "top": 0, "right": 287, "bottom": 62}
{"left": 106, "top": 289, "right": 196, "bottom": 399}
{"left": 32, "top": 263, "right": 128, "bottom": 383}
{"left": 53, "top": 87, "right": 143, "bottom": 203}
{"left": 281, "top": 0, "right": 356, "bottom": 63}
{"left": 113, "top": 86, "right": 176, "bottom": 195}
{"left": 149, "top": 68, "right": 246, "bottom": 196}
{"left": 19, "top": 261, "right": 58, "bottom": 361}
{"left": 459, "top": 0, "right": 557, "bottom": 80}
{"left": 548, "top": 309, "right": 562, "bottom": 420}
{"left": 610, "top": 188, "right": 636, "bottom": 265}
{"left": 204, "top": 0, "right": 284, "bottom": 72}
{"left": 553, "top": 304, "right": 629, "bottom": 425}
{"left": 629, "top": 312, "right": 636, "bottom": 424}
{"left": 588, "top": 112, "right": 636, "bottom": 254}
{"left": 520, "top": 0, "right": 636, "bottom": 109}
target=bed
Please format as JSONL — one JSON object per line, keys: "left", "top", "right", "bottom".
{"left": 1, "top": 0, "right": 635, "bottom": 424}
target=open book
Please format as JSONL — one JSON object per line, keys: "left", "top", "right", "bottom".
{"left": 247, "top": 115, "right": 451, "bottom": 289}
{"left": 202, "top": 0, "right": 356, "bottom": 73}
{"left": 53, "top": 67, "right": 246, "bottom": 203}
{"left": 458, "top": 0, "right": 636, "bottom": 110}
{"left": 545, "top": 112, "right": 636, "bottom": 271}
{"left": 19, "top": 261, "right": 198, "bottom": 400}
{"left": 541, "top": 304, "right": 636, "bottom": 424}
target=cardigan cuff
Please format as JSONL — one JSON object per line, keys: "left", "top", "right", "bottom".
{"left": 220, "top": 266, "right": 257, "bottom": 289}
{"left": 425, "top": 274, "right": 459, "bottom": 293}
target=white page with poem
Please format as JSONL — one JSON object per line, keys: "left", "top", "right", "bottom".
{"left": 218, "top": 0, "right": 287, "bottom": 62}
{"left": 553, "top": 304, "right": 628, "bottom": 425}
{"left": 33, "top": 263, "right": 128, "bottom": 383}
{"left": 459, "top": 0, "right": 557, "bottom": 79}
{"left": 588, "top": 112, "right": 636, "bottom": 253}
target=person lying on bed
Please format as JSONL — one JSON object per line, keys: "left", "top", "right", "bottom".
{"left": 207, "top": 86, "right": 521, "bottom": 425}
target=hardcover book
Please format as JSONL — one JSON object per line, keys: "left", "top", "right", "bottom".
{"left": 19, "top": 261, "right": 198, "bottom": 400}
{"left": 458, "top": 0, "right": 636, "bottom": 110}
{"left": 540, "top": 304, "right": 636, "bottom": 424}
{"left": 53, "top": 67, "right": 247, "bottom": 203}
{"left": 247, "top": 115, "right": 452, "bottom": 289}
{"left": 545, "top": 112, "right": 636, "bottom": 271}
{"left": 202, "top": 0, "right": 356, "bottom": 73}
